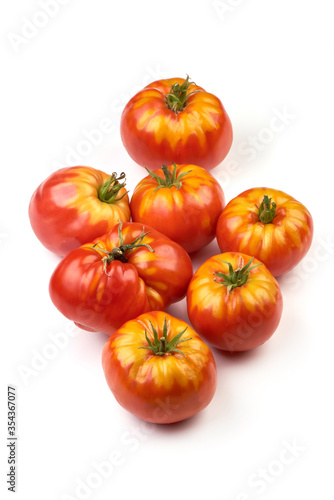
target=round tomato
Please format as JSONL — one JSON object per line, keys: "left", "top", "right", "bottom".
{"left": 29, "top": 166, "right": 130, "bottom": 256}
{"left": 120, "top": 76, "right": 233, "bottom": 171}
{"left": 49, "top": 221, "right": 193, "bottom": 335}
{"left": 216, "top": 188, "right": 314, "bottom": 277}
{"left": 187, "top": 252, "right": 283, "bottom": 352}
{"left": 130, "top": 163, "right": 225, "bottom": 253}
{"left": 102, "top": 311, "right": 217, "bottom": 423}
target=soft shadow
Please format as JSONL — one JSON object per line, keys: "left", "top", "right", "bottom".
{"left": 211, "top": 344, "right": 266, "bottom": 366}
{"left": 166, "top": 301, "right": 189, "bottom": 323}
{"left": 94, "top": 329, "right": 110, "bottom": 346}
{"left": 72, "top": 327, "right": 110, "bottom": 362}
{"left": 190, "top": 239, "right": 221, "bottom": 271}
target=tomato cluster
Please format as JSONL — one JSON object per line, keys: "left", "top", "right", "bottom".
{"left": 29, "top": 76, "right": 314, "bottom": 424}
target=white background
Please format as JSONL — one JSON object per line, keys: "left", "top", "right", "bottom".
{"left": 1, "top": 1, "right": 333, "bottom": 499}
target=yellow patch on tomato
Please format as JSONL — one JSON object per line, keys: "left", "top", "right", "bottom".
{"left": 148, "top": 356, "right": 200, "bottom": 390}
{"left": 283, "top": 220, "right": 302, "bottom": 247}
{"left": 141, "top": 267, "right": 156, "bottom": 276}
{"left": 145, "top": 286, "right": 165, "bottom": 310}
{"left": 171, "top": 190, "right": 184, "bottom": 210}
{"left": 244, "top": 224, "right": 263, "bottom": 254}
{"left": 95, "top": 280, "right": 106, "bottom": 303}
{"left": 201, "top": 215, "right": 210, "bottom": 229}
{"left": 130, "top": 251, "right": 157, "bottom": 265}
{"left": 150, "top": 281, "right": 168, "bottom": 291}
{"left": 240, "top": 288, "right": 257, "bottom": 312}
{"left": 136, "top": 108, "right": 159, "bottom": 130}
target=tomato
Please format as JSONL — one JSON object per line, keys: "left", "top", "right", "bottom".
{"left": 29, "top": 166, "right": 130, "bottom": 256}
{"left": 120, "top": 76, "right": 233, "bottom": 171}
{"left": 49, "top": 221, "right": 193, "bottom": 335}
{"left": 130, "top": 163, "right": 225, "bottom": 253}
{"left": 187, "top": 252, "right": 283, "bottom": 352}
{"left": 216, "top": 188, "right": 314, "bottom": 276}
{"left": 102, "top": 311, "right": 217, "bottom": 423}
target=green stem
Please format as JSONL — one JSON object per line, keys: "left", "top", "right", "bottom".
{"left": 258, "top": 194, "right": 276, "bottom": 224}
{"left": 145, "top": 163, "right": 192, "bottom": 192}
{"left": 93, "top": 221, "right": 154, "bottom": 274}
{"left": 159, "top": 336, "right": 167, "bottom": 353}
{"left": 138, "top": 316, "right": 192, "bottom": 357}
{"left": 165, "top": 75, "right": 199, "bottom": 114}
{"left": 213, "top": 257, "right": 262, "bottom": 294}
{"left": 98, "top": 172, "right": 128, "bottom": 204}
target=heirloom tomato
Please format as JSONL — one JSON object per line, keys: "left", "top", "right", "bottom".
{"left": 102, "top": 311, "right": 217, "bottom": 423}
{"left": 120, "top": 76, "right": 233, "bottom": 171}
{"left": 130, "top": 163, "right": 225, "bottom": 253}
{"left": 49, "top": 222, "right": 193, "bottom": 335}
{"left": 216, "top": 187, "right": 313, "bottom": 276}
{"left": 29, "top": 166, "right": 130, "bottom": 256}
{"left": 187, "top": 252, "right": 283, "bottom": 352}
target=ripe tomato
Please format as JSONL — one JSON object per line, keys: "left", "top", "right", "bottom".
{"left": 130, "top": 163, "right": 225, "bottom": 253}
{"left": 216, "top": 188, "right": 314, "bottom": 276}
{"left": 29, "top": 166, "right": 130, "bottom": 256}
{"left": 102, "top": 311, "right": 217, "bottom": 423}
{"left": 49, "top": 222, "right": 193, "bottom": 335}
{"left": 187, "top": 252, "right": 283, "bottom": 351}
{"left": 120, "top": 76, "right": 233, "bottom": 171}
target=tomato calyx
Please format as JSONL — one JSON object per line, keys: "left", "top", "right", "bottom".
{"left": 138, "top": 316, "right": 192, "bottom": 357}
{"left": 93, "top": 221, "right": 154, "bottom": 274}
{"left": 165, "top": 75, "right": 199, "bottom": 114}
{"left": 257, "top": 194, "right": 277, "bottom": 224}
{"left": 98, "top": 172, "right": 129, "bottom": 204}
{"left": 146, "top": 163, "right": 192, "bottom": 192}
{"left": 213, "top": 257, "right": 262, "bottom": 294}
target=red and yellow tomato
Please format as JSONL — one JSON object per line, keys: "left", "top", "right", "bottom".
{"left": 49, "top": 222, "right": 193, "bottom": 335}
{"left": 187, "top": 252, "right": 283, "bottom": 351}
{"left": 130, "top": 163, "right": 225, "bottom": 253}
{"left": 121, "top": 76, "right": 233, "bottom": 171}
{"left": 29, "top": 166, "right": 130, "bottom": 256}
{"left": 102, "top": 311, "right": 217, "bottom": 423}
{"left": 216, "top": 188, "right": 313, "bottom": 276}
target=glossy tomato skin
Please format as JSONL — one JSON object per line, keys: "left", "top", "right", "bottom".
{"left": 29, "top": 166, "right": 130, "bottom": 256}
{"left": 120, "top": 78, "right": 233, "bottom": 171}
{"left": 187, "top": 253, "right": 283, "bottom": 352}
{"left": 49, "top": 222, "right": 193, "bottom": 335}
{"left": 102, "top": 311, "right": 217, "bottom": 424}
{"left": 130, "top": 164, "right": 225, "bottom": 253}
{"left": 216, "top": 187, "right": 314, "bottom": 277}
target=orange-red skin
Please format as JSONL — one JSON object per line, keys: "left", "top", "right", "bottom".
{"left": 187, "top": 252, "right": 283, "bottom": 352}
{"left": 130, "top": 163, "right": 225, "bottom": 253}
{"left": 29, "top": 166, "right": 130, "bottom": 256}
{"left": 49, "top": 222, "right": 193, "bottom": 335}
{"left": 102, "top": 311, "right": 217, "bottom": 424}
{"left": 120, "top": 78, "right": 233, "bottom": 171}
{"left": 216, "top": 187, "right": 314, "bottom": 277}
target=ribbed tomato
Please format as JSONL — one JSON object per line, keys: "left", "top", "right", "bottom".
{"left": 120, "top": 76, "right": 233, "bottom": 171}
{"left": 102, "top": 311, "right": 217, "bottom": 423}
{"left": 216, "top": 187, "right": 313, "bottom": 276}
{"left": 29, "top": 166, "right": 130, "bottom": 256}
{"left": 130, "top": 163, "right": 225, "bottom": 253}
{"left": 187, "top": 252, "right": 283, "bottom": 352}
{"left": 49, "top": 222, "right": 193, "bottom": 335}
